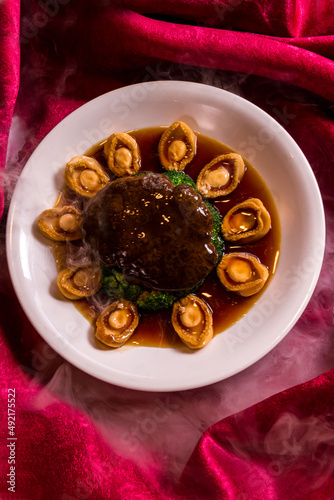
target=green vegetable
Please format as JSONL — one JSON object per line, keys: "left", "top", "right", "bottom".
{"left": 102, "top": 268, "right": 178, "bottom": 310}
{"left": 137, "top": 290, "right": 176, "bottom": 311}
{"left": 102, "top": 269, "right": 142, "bottom": 302}
{"left": 163, "top": 170, "right": 196, "bottom": 189}
{"left": 102, "top": 268, "right": 203, "bottom": 311}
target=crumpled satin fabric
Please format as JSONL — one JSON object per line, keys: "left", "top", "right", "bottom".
{"left": 1, "top": 0, "right": 334, "bottom": 498}
{"left": 177, "top": 370, "right": 334, "bottom": 499}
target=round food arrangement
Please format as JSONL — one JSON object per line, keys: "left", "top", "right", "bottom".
{"left": 37, "top": 121, "right": 280, "bottom": 350}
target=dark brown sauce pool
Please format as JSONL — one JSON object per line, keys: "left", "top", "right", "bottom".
{"left": 52, "top": 126, "right": 281, "bottom": 349}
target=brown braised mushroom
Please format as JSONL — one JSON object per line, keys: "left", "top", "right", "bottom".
{"left": 57, "top": 265, "right": 102, "bottom": 300}
{"left": 64, "top": 155, "right": 109, "bottom": 198}
{"left": 37, "top": 206, "right": 82, "bottom": 241}
{"left": 82, "top": 173, "right": 218, "bottom": 291}
{"left": 95, "top": 298, "right": 139, "bottom": 347}
{"left": 103, "top": 132, "right": 141, "bottom": 177}
{"left": 222, "top": 198, "right": 271, "bottom": 244}
{"left": 158, "top": 121, "right": 197, "bottom": 171}
{"left": 171, "top": 295, "right": 213, "bottom": 349}
{"left": 216, "top": 252, "right": 269, "bottom": 297}
{"left": 196, "top": 153, "right": 245, "bottom": 198}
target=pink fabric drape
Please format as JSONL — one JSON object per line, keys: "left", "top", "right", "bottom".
{"left": 1, "top": 0, "right": 334, "bottom": 498}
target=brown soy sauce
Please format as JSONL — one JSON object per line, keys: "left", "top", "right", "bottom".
{"left": 54, "top": 127, "right": 281, "bottom": 348}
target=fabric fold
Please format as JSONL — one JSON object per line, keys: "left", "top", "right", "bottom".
{"left": 90, "top": 7, "right": 334, "bottom": 101}
{"left": 0, "top": 0, "right": 20, "bottom": 218}
{"left": 176, "top": 369, "right": 334, "bottom": 499}
{"left": 111, "top": 0, "right": 334, "bottom": 37}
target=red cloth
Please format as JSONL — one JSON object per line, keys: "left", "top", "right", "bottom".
{"left": 1, "top": 0, "right": 334, "bottom": 498}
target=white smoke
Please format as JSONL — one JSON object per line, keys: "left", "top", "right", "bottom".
{"left": 3, "top": 58, "right": 334, "bottom": 494}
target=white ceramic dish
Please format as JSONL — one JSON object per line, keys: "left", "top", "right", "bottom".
{"left": 7, "top": 81, "right": 325, "bottom": 392}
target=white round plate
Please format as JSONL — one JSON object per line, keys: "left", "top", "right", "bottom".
{"left": 7, "top": 81, "right": 325, "bottom": 392}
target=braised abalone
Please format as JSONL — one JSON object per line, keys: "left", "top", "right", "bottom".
{"left": 216, "top": 252, "right": 269, "bottom": 297}
{"left": 37, "top": 206, "right": 82, "bottom": 241}
{"left": 222, "top": 198, "right": 271, "bottom": 244}
{"left": 57, "top": 265, "right": 102, "bottom": 300}
{"left": 95, "top": 298, "right": 139, "bottom": 347}
{"left": 171, "top": 295, "right": 213, "bottom": 349}
{"left": 64, "top": 155, "right": 109, "bottom": 198}
{"left": 104, "top": 132, "right": 141, "bottom": 177}
{"left": 196, "top": 153, "right": 245, "bottom": 198}
{"left": 158, "top": 121, "right": 196, "bottom": 171}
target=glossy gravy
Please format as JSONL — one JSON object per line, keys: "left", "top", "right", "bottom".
{"left": 52, "top": 127, "right": 281, "bottom": 348}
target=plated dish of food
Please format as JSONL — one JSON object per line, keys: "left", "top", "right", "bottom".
{"left": 36, "top": 121, "right": 280, "bottom": 351}
{"left": 6, "top": 81, "right": 325, "bottom": 391}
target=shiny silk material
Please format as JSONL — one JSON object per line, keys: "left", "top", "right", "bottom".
{"left": 1, "top": 0, "right": 334, "bottom": 498}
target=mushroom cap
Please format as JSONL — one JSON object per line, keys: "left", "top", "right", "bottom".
{"left": 83, "top": 173, "right": 218, "bottom": 292}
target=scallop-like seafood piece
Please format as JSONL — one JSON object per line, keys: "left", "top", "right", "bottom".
{"left": 217, "top": 252, "right": 269, "bottom": 297}
{"left": 37, "top": 206, "right": 82, "bottom": 241}
{"left": 57, "top": 265, "right": 102, "bottom": 300}
{"left": 222, "top": 198, "right": 271, "bottom": 244}
{"left": 158, "top": 121, "right": 197, "bottom": 171}
{"left": 196, "top": 153, "right": 245, "bottom": 198}
{"left": 95, "top": 299, "right": 139, "bottom": 347}
{"left": 64, "top": 155, "right": 109, "bottom": 198}
{"left": 103, "top": 132, "right": 141, "bottom": 177}
{"left": 172, "top": 295, "right": 213, "bottom": 349}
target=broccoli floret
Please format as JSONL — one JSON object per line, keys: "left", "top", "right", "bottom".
{"left": 102, "top": 269, "right": 142, "bottom": 302}
{"left": 137, "top": 290, "right": 177, "bottom": 310}
{"left": 136, "top": 283, "right": 204, "bottom": 311}
{"left": 163, "top": 170, "right": 196, "bottom": 189}
{"left": 102, "top": 270, "right": 207, "bottom": 311}
{"left": 102, "top": 268, "right": 200, "bottom": 311}
{"left": 102, "top": 268, "right": 178, "bottom": 310}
